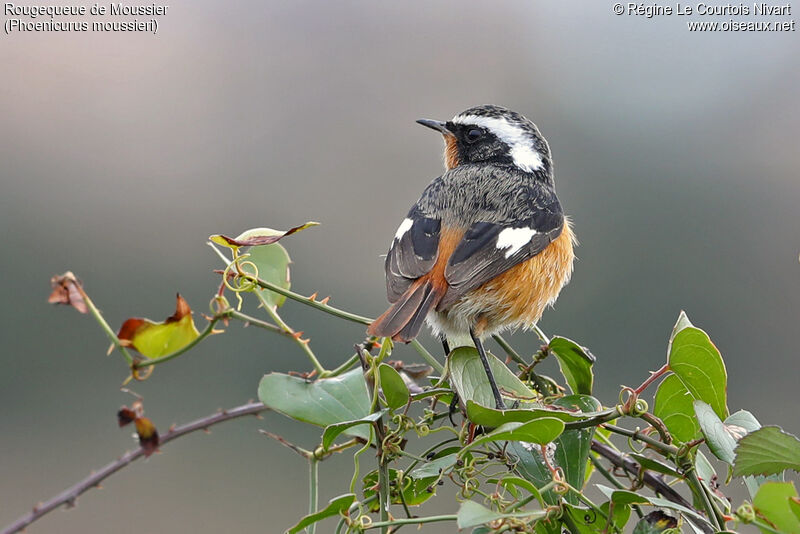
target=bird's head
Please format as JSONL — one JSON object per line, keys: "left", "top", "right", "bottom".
{"left": 417, "top": 105, "right": 551, "bottom": 175}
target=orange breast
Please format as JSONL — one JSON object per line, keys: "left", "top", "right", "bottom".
{"left": 456, "top": 219, "right": 576, "bottom": 336}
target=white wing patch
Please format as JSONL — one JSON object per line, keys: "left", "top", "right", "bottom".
{"left": 496, "top": 227, "right": 537, "bottom": 258}
{"left": 394, "top": 218, "right": 414, "bottom": 240}
{"left": 452, "top": 114, "right": 544, "bottom": 172}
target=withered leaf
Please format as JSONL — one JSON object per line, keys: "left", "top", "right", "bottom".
{"left": 117, "top": 294, "right": 200, "bottom": 359}
{"left": 209, "top": 222, "right": 318, "bottom": 248}
{"left": 48, "top": 271, "right": 87, "bottom": 314}
{"left": 134, "top": 417, "right": 160, "bottom": 456}
{"left": 117, "top": 407, "right": 137, "bottom": 427}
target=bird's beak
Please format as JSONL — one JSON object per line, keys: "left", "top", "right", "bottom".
{"left": 416, "top": 118, "right": 452, "bottom": 136}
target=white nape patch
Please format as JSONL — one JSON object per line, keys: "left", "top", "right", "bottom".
{"left": 394, "top": 218, "right": 414, "bottom": 240}
{"left": 452, "top": 114, "right": 544, "bottom": 172}
{"left": 496, "top": 227, "right": 537, "bottom": 258}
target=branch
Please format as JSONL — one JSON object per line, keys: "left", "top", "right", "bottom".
{"left": 590, "top": 440, "right": 714, "bottom": 534}
{"left": 1, "top": 401, "right": 268, "bottom": 534}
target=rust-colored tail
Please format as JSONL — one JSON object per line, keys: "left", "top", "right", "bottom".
{"left": 368, "top": 280, "right": 443, "bottom": 342}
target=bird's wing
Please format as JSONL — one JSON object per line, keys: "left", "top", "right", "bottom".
{"left": 384, "top": 215, "right": 441, "bottom": 302}
{"left": 439, "top": 210, "right": 564, "bottom": 309}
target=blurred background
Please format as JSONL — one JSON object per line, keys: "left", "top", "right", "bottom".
{"left": 1, "top": 1, "right": 798, "bottom": 532}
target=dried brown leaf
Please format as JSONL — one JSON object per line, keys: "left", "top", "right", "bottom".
{"left": 48, "top": 271, "right": 87, "bottom": 314}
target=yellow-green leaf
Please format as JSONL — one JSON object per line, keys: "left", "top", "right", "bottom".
{"left": 117, "top": 294, "right": 200, "bottom": 359}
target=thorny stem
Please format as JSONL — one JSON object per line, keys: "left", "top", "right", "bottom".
{"left": 0, "top": 402, "right": 268, "bottom": 534}
{"left": 228, "top": 309, "right": 296, "bottom": 339}
{"left": 633, "top": 363, "right": 670, "bottom": 395}
{"left": 532, "top": 324, "right": 550, "bottom": 344}
{"left": 253, "top": 274, "right": 373, "bottom": 326}
{"left": 602, "top": 424, "right": 679, "bottom": 457}
{"left": 254, "top": 290, "right": 326, "bottom": 375}
{"left": 79, "top": 286, "right": 136, "bottom": 366}
{"left": 684, "top": 465, "right": 724, "bottom": 531}
{"left": 327, "top": 352, "right": 361, "bottom": 377}
{"left": 213, "top": 244, "right": 444, "bottom": 374}
{"left": 364, "top": 514, "right": 459, "bottom": 529}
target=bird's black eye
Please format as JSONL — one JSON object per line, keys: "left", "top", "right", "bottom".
{"left": 466, "top": 128, "right": 484, "bottom": 143}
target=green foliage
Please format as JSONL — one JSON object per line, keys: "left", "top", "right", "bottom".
{"left": 449, "top": 347, "right": 533, "bottom": 407}
{"left": 752, "top": 482, "right": 800, "bottom": 534}
{"left": 247, "top": 242, "right": 291, "bottom": 308}
{"left": 734, "top": 427, "right": 800, "bottom": 477}
{"left": 377, "top": 364, "right": 409, "bottom": 409}
{"left": 287, "top": 494, "right": 355, "bottom": 534}
{"left": 258, "top": 369, "right": 371, "bottom": 440}
{"left": 42, "top": 228, "right": 800, "bottom": 534}
{"left": 456, "top": 500, "right": 546, "bottom": 529}
{"left": 668, "top": 312, "right": 728, "bottom": 419}
{"left": 548, "top": 336, "right": 595, "bottom": 395}
{"left": 654, "top": 374, "right": 700, "bottom": 443}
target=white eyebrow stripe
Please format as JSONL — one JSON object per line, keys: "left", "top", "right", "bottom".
{"left": 452, "top": 114, "right": 544, "bottom": 172}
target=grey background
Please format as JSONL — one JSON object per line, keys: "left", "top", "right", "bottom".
{"left": 1, "top": 1, "right": 798, "bottom": 532}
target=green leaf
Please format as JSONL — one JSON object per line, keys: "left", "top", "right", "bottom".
{"left": 247, "top": 241, "right": 291, "bottom": 308}
{"left": 694, "top": 450, "right": 717, "bottom": 486}
{"left": 753, "top": 482, "right": 800, "bottom": 534}
{"left": 321, "top": 411, "right": 385, "bottom": 451}
{"left": 285, "top": 493, "right": 355, "bottom": 534}
{"left": 449, "top": 347, "right": 534, "bottom": 408}
{"left": 509, "top": 396, "right": 600, "bottom": 505}
{"left": 550, "top": 395, "right": 600, "bottom": 503}
{"left": 378, "top": 363, "right": 409, "bottom": 410}
{"left": 790, "top": 497, "right": 800, "bottom": 522}
{"left": 362, "top": 469, "right": 436, "bottom": 509}
{"left": 548, "top": 336, "right": 595, "bottom": 395}
{"left": 562, "top": 502, "right": 632, "bottom": 533}
{"left": 258, "top": 368, "right": 371, "bottom": 440}
{"left": 601, "top": 501, "right": 632, "bottom": 532}
{"left": 456, "top": 500, "right": 546, "bottom": 529}
{"left": 694, "top": 400, "right": 737, "bottom": 464}
{"left": 734, "top": 426, "right": 800, "bottom": 477}
{"left": 653, "top": 374, "right": 700, "bottom": 443}
{"left": 408, "top": 453, "right": 458, "bottom": 480}
{"left": 600, "top": 487, "right": 651, "bottom": 506}
{"left": 492, "top": 476, "right": 545, "bottom": 507}
{"left": 725, "top": 409, "right": 761, "bottom": 434}
{"left": 630, "top": 453, "right": 682, "bottom": 478}
{"left": 668, "top": 312, "right": 728, "bottom": 419}
{"left": 463, "top": 419, "right": 565, "bottom": 454}
{"left": 117, "top": 294, "right": 200, "bottom": 359}
{"left": 465, "top": 400, "right": 606, "bottom": 428}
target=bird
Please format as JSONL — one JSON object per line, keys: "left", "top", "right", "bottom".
{"left": 367, "top": 105, "right": 575, "bottom": 410}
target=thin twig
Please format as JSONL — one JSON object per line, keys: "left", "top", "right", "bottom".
{"left": 1, "top": 402, "right": 268, "bottom": 534}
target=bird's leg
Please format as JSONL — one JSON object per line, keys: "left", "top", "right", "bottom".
{"left": 441, "top": 336, "right": 451, "bottom": 357}
{"left": 441, "top": 336, "right": 460, "bottom": 425}
{"left": 470, "top": 328, "right": 506, "bottom": 410}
